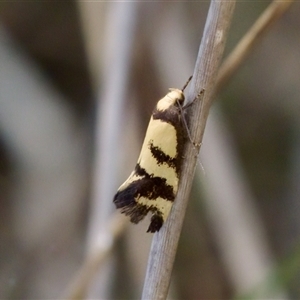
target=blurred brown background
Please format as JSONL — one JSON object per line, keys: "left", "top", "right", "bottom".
{"left": 0, "top": 1, "right": 300, "bottom": 299}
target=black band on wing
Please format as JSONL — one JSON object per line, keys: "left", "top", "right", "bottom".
{"left": 133, "top": 164, "right": 175, "bottom": 200}
{"left": 148, "top": 140, "right": 177, "bottom": 170}
{"left": 152, "top": 106, "right": 185, "bottom": 174}
{"left": 118, "top": 201, "right": 164, "bottom": 232}
{"left": 113, "top": 164, "right": 175, "bottom": 213}
{"left": 113, "top": 164, "right": 175, "bottom": 233}
{"left": 152, "top": 107, "right": 181, "bottom": 129}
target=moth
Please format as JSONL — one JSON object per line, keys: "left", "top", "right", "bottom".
{"left": 113, "top": 77, "right": 194, "bottom": 232}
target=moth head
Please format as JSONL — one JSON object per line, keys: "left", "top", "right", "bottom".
{"left": 156, "top": 89, "right": 185, "bottom": 111}
{"left": 169, "top": 88, "right": 185, "bottom": 106}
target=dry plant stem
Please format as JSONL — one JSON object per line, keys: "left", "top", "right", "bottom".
{"left": 63, "top": 213, "right": 127, "bottom": 300}
{"left": 141, "top": 1, "right": 236, "bottom": 299}
{"left": 216, "top": 0, "right": 294, "bottom": 92}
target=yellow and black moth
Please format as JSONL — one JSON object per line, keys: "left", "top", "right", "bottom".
{"left": 113, "top": 78, "right": 193, "bottom": 233}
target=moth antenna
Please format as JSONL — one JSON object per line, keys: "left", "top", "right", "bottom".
{"left": 181, "top": 75, "right": 192, "bottom": 92}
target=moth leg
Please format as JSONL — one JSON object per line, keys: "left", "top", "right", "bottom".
{"left": 178, "top": 88, "right": 205, "bottom": 147}
{"left": 177, "top": 100, "right": 195, "bottom": 146}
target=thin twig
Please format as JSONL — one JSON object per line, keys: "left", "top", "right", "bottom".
{"left": 216, "top": 0, "right": 294, "bottom": 93}
{"left": 63, "top": 213, "right": 127, "bottom": 299}
{"left": 141, "top": 1, "right": 236, "bottom": 299}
